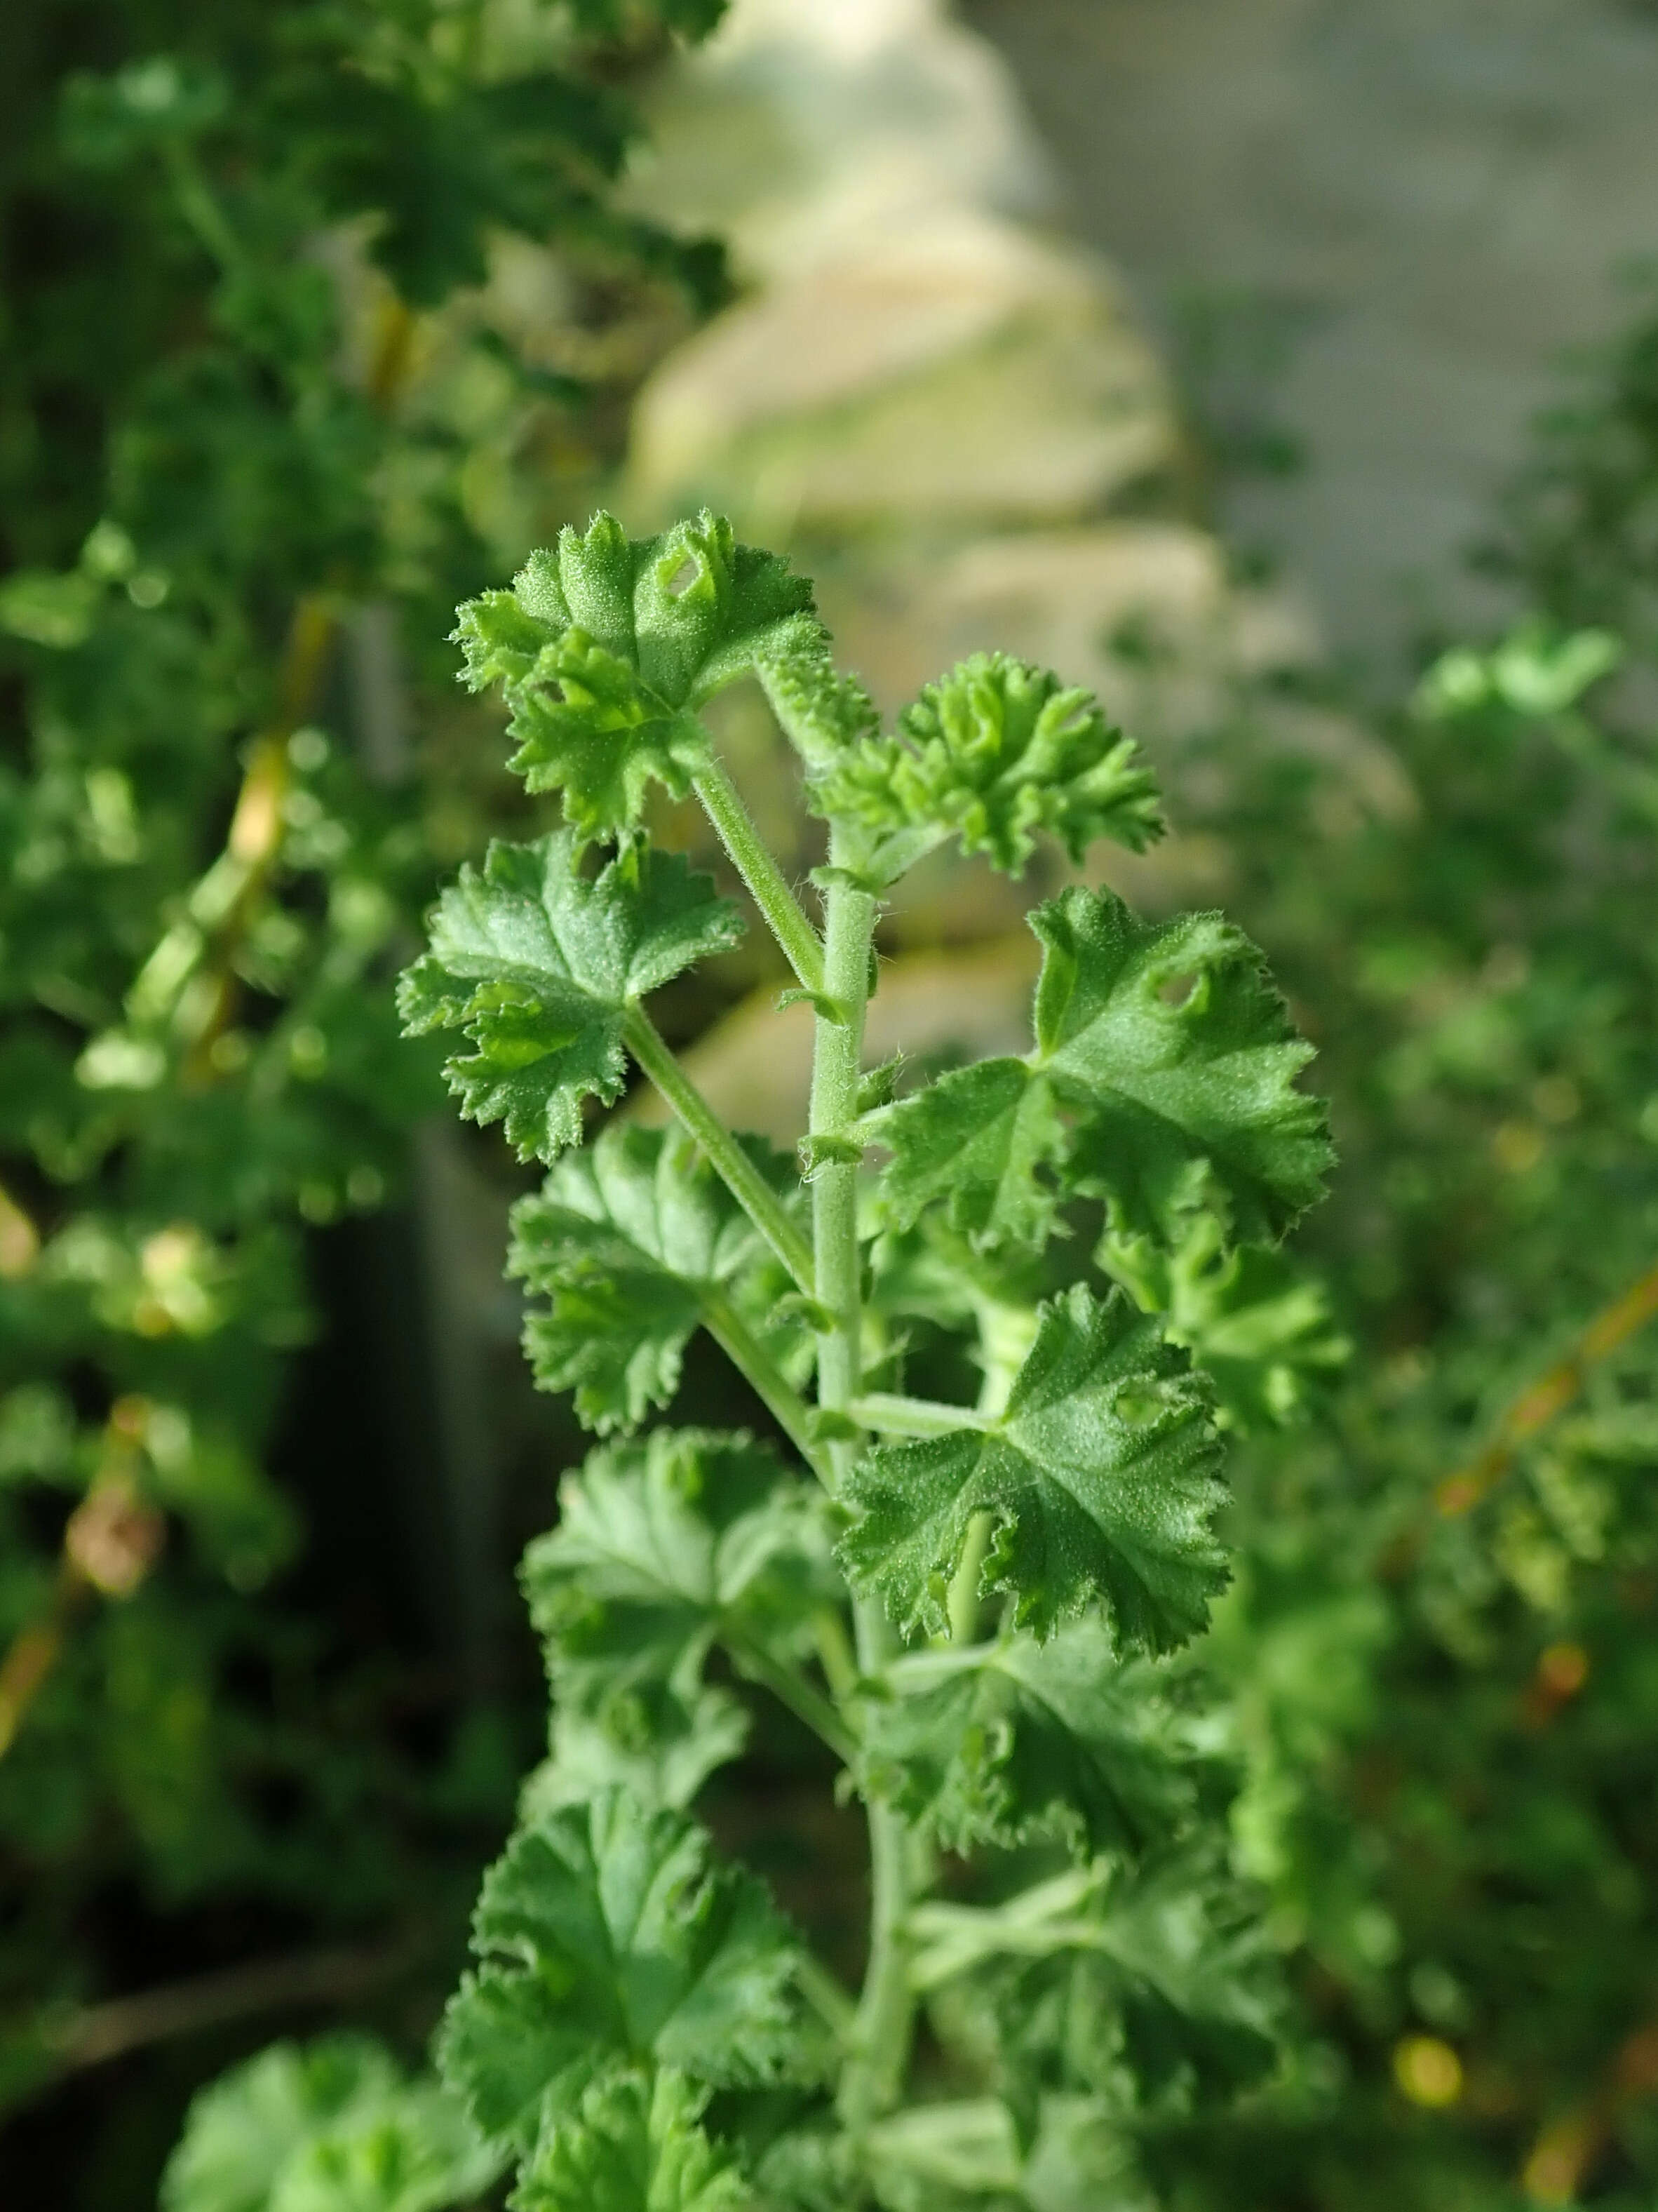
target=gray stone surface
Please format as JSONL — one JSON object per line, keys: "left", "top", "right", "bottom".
{"left": 964, "top": 0, "right": 1658, "bottom": 656}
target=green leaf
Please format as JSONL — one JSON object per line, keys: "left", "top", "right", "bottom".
{"left": 1032, "top": 888, "right": 1331, "bottom": 1246}
{"left": 1084, "top": 1848, "right": 1280, "bottom": 2096}
{"left": 523, "top": 1428, "right": 830, "bottom": 1674}
{"left": 863, "top": 1621, "right": 1206, "bottom": 1858}
{"left": 1100, "top": 1213, "right": 1349, "bottom": 1431}
{"left": 515, "top": 2069, "right": 748, "bottom": 2212}
{"left": 838, "top": 1285, "right": 1226, "bottom": 1652}
{"left": 161, "top": 2036, "right": 498, "bottom": 2212}
{"left": 911, "top": 1850, "right": 1278, "bottom": 2104}
{"left": 271, "top": 2104, "right": 496, "bottom": 2212}
{"left": 523, "top": 1678, "right": 750, "bottom": 1821}
{"left": 438, "top": 1789, "right": 802, "bottom": 2154}
{"left": 863, "top": 2095, "right": 1150, "bottom": 2212}
{"left": 519, "top": 1428, "right": 832, "bottom": 1805}
{"left": 453, "top": 512, "right": 827, "bottom": 838}
{"left": 865, "top": 1059, "right": 1067, "bottom": 1253}
{"left": 397, "top": 832, "right": 741, "bottom": 1164}
{"left": 988, "top": 1853, "right": 1281, "bottom": 2107}
{"left": 506, "top": 630, "right": 713, "bottom": 843}
{"left": 872, "top": 887, "right": 1330, "bottom": 1254}
{"left": 510, "top": 1123, "right": 803, "bottom": 1433}
{"left": 812, "top": 655, "right": 1163, "bottom": 876}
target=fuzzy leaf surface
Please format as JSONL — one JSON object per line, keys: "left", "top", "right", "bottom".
{"left": 864, "top": 1621, "right": 1204, "bottom": 1858}
{"left": 864, "top": 1058, "right": 1066, "bottom": 1254}
{"left": 872, "top": 887, "right": 1330, "bottom": 1253}
{"left": 839, "top": 1285, "right": 1227, "bottom": 1651}
{"left": 515, "top": 2070, "right": 748, "bottom": 2212}
{"left": 438, "top": 1792, "right": 800, "bottom": 2154}
{"left": 1032, "top": 888, "right": 1330, "bottom": 1245}
{"left": 814, "top": 654, "right": 1162, "bottom": 876}
{"left": 397, "top": 833, "right": 740, "bottom": 1162}
{"left": 510, "top": 1124, "right": 802, "bottom": 1433}
{"left": 453, "top": 511, "right": 825, "bottom": 837}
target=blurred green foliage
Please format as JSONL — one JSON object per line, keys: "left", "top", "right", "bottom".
{"left": 1163, "top": 283, "right": 1658, "bottom": 2209}
{"left": 0, "top": 0, "right": 724, "bottom": 2197}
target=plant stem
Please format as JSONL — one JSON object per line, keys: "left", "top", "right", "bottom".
{"left": 807, "top": 862, "right": 875, "bottom": 1482}
{"left": 851, "top": 1392, "right": 992, "bottom": 1439}
{"left": 692, "top": 758, "right": 825, "bottom": 996}
{"left": 621, "top": 1005, "right": 815, "bottom": 1294}
{"left": 795, "top": 1952, "right": 859, "bottom": 2044}
{"left": 844, "top": 1727, "right": 912, "bottom": 2125}
{"left": 946, "top": 1510, "right": 996, "bottom": 1647}
{"left": 703, "top": 1292, "right": 833, "bottom": 1487}
{"left": 724, "top": 1628, "right": 855, "bottom": 1765}
{"left": 807, "top": 837, "right": 917, "bottom": 2135}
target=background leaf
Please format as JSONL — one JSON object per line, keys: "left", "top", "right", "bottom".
{"left": 510, "top": 1124, "right": 804, "bottom": 1433}
{"left": 161, "top": 2036, "right": 497, "bottom": 2212}
{"left": 514, "top": 2069, "right": 748, "bottom": 2212}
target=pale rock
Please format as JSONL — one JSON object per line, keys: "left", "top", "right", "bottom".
{"left": 818, "top": 524, "right": 1304, "bottom": 736}
{"left": 626, "top": 210, "right": 1173, "bottom": 531}
{"left": 624, "top": 0, "right": 1052, "bottom": 281}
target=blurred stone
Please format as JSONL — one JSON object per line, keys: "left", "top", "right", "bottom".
{"left": 819, "top": 523, "right": 1267, "bottom": 727}
{"left": 614, "top": 0, "right": 1408, "bottom": 971}
{"left": 818, "top": 525, "right": 1413, "bottom": 829}
{"left": 625, "top": 0, "right": 1053, "bottom": 281}
{"left": 627, "top": 210, "right": 1173, "bottom": 531}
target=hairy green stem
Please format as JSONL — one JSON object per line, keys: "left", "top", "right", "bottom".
{"left": 807, "top": 840, "right": 916, "bottom": 2134}
{"left": 844, "top": 1728, "right": 912, "bottom": 2127}
{"left": 851, "top": 1391, "right": 992, "bottom": 1439}
{"left": 692, "top": 758, "right": 825, "bottom": 996}
{"left": 621, "top": 1005, "right": 815, "bottom": 1294}
{"left": 947, "top": 1512, "right": 996, "bottom": 1647}
{"left": 703, "top": 1292, "right": 833, "bottom": 1487}
{"left": 808, "top": 867, "right": 875, "bottom": 1477}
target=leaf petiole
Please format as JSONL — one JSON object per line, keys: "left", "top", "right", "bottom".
{"left": 621, "top": 1004, "right": 816, "bottom": 1294}
{"left": 692, "top": 756, "right": 825, "bottom": 995}
{"left": 850, "top": 1393, "right": 994, "bottom": 1440}
{"left": 724, "top": 1626, "right": 856, "bottom": 1765}
{"left": 702, "top": 1291, "right": 834, "bottom": 1488}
